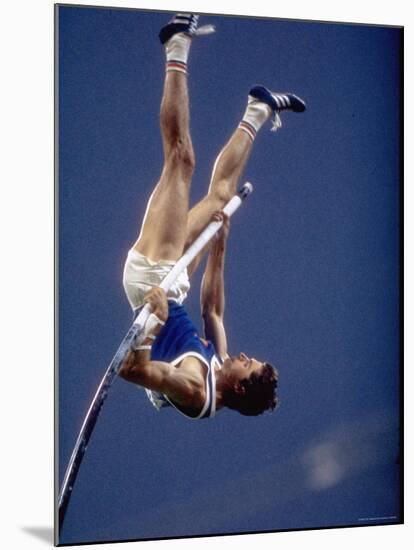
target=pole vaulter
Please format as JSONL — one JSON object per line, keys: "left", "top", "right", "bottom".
{"left": 58, "top": 11, "right": 306, "bottom": 532}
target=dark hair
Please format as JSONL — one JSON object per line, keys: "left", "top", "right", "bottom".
{"left": 226, "top": 363, "right": 279, "bottom": 416}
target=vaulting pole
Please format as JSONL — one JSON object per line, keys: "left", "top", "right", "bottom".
{"left": 58, "top": 182, "right": 253, "bottom": 530}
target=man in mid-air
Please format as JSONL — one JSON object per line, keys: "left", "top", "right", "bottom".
{"left": 119, "top": 13, "right": 306, "bottom": 419}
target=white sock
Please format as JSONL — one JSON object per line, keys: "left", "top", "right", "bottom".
{"left": 165, "top": 33, "right": 191, "bottom": 74}
{"left": 238, "top": 98, "right": 272, "bottom": 141}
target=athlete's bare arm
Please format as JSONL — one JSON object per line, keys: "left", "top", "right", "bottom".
{"left": 120, "top": 351, "right": 198, "bottom": 408}
{"left": 119, "top": 287, "right": 204, "bottom": 409}
{"left": 200, "top": 211, "right": 230, "bottom": 359}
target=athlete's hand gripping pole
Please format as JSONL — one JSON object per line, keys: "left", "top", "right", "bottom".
{"left": 58, "top": 183, "right": 253, "bottom": 531}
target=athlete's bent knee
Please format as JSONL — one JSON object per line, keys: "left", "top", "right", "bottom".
{"left": 166, "top": 139, "right": 195, "bottom": 177}
{"left": 210, "top": 179, "right": 233, "bottom": 205}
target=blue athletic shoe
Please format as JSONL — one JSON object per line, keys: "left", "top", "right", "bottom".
{"left": 159, "top": 13, "right": 215, "bottom": 45}
{"left": 249, "top": 85, "right": 306, "bottom": 131}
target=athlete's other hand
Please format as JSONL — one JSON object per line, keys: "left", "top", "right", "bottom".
{"left": 212, "top": 210, "right": 230, "bottom": 241}
{"left": 144, "top": 286, "right": 169, "bottom": 324}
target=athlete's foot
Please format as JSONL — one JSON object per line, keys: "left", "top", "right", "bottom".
{"left": 159, "top": 13, "right": 215, "bottom": 45}
{"left": 248, "top": 85, "right": 306, "bottom": 131}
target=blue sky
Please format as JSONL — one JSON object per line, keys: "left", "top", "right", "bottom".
{"left": 57, "top": 5, "right": 402, "bottom": 545}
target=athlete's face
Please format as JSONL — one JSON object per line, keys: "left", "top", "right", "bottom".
{"left": 223, "top": 352, "right": 264, "bottom": 382}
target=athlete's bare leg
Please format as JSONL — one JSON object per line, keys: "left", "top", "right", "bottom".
{"left": 185, "top": 85, "right": 306, "bottom": 276}
{"left": 133, "top": 64, "right": 195, "bottom": 262}
{"left": 133, "top": 13, "right": 216, "bottom": 262}
{"left": 185, "top": 128, "right": 253, "bottom": 275}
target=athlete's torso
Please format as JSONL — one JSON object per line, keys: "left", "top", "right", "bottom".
{"left": 136, "top": 301, "right": 222, "bottom": 419}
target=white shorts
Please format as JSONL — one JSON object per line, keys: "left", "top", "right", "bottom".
{"left": 123, "top": 248, "right": 190, "bottom": 311}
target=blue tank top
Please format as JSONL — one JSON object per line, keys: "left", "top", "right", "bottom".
{"left": 135, "top": 301, "right": 221, "bottom": 419}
